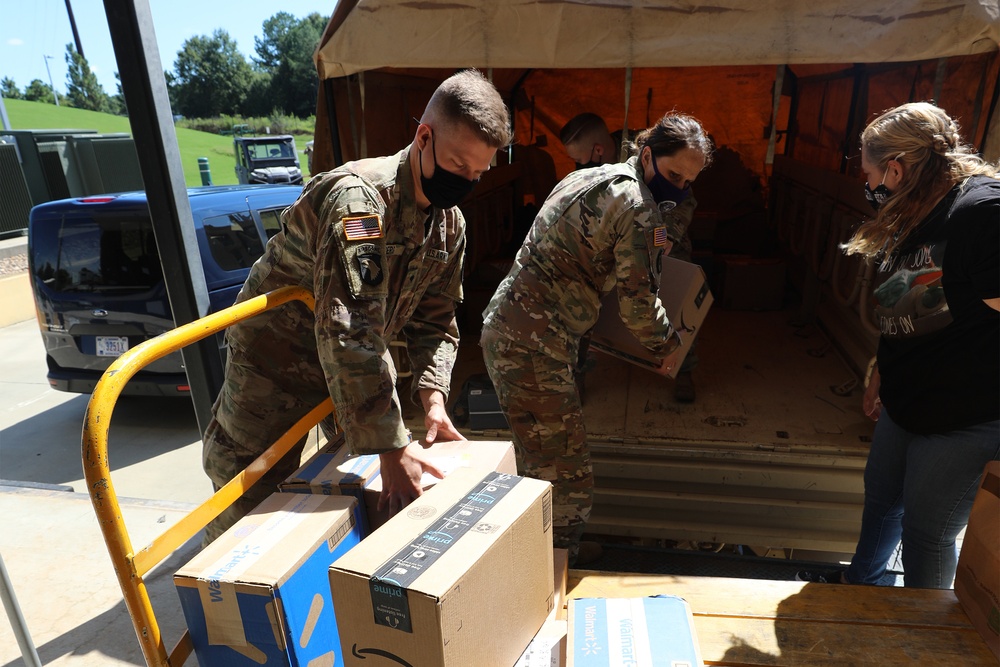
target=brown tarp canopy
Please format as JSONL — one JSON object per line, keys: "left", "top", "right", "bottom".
{"left": 310, "top": 1, "right": 999, "bottom": 182}
{"left": 315, "top": 1, "right": 999, "bottom": 76}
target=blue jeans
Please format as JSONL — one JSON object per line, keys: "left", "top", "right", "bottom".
{"left": 846, "top": 410, "right": 1000, "bottom": 589}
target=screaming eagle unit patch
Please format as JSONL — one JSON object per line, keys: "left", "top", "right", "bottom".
{"left": 342, "top": 213, "right": 386, "bottom": 291}
{"left": 357, "top": 251, "right": 383, "bottom": 286}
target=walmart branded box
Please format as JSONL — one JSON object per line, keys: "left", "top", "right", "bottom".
{"left": 175, "top": 493, "right": 361, "bottom": 666}
{"left": 329, "top": 467, "right": 554, "bottom": 666}
{"left": 281, "top": 437, "right": 516, "bottom": 535}
{"left": 589, "top": 256, "right": 712, "bottom": 378}
{"left": 568, "top": 596, "right": 703, "bottom": 667}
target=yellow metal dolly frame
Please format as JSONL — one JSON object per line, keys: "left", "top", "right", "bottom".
{"left": 82, "top": 286, "right": 333, "bottom": 666}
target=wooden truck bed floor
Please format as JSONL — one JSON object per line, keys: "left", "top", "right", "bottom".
{"left": 566, "top": 570, "right": 994, "bottom": 665}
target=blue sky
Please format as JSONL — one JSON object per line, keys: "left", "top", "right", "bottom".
{"left": 2, "top": 0, "right": 336, "bottom": 96}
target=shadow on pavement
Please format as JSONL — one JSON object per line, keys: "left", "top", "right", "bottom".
{"left": 0, "top": 534, "right": 201, "bottom": 667}
{"left": 1, "top": 395, "right": 200, "bottom": 489}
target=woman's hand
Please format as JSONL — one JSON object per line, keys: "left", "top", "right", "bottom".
{"left": 863, "top": 366, "right": 882, "bottom": 421}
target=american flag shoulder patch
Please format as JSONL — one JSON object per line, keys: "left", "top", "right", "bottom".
{"left": 653, "top": 226, "right": 668, "bottom": 247}
{"left": 343, "top": 213, "right": 383, "bottom": 240}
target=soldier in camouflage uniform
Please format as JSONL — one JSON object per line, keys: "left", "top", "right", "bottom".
{"left": 560, "top": 111, "right": 702, "bottom": 400}
{"left": 482, "top": 112, "right": 712, "bottom": 563}
{"left": 202, "top": 70, "right": 511, "bottom": 542}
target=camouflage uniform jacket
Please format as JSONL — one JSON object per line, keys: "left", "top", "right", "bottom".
{"left": 482, "top": 156, "right": 680, "bottom": 364}
{"left": 218, "top": 146, "right": 466, "bottom": 455}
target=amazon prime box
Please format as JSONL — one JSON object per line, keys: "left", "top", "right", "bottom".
{"left": 175, "top": 493, "right": 361, "bottom": 666}
{"left": 329, "top": 467, "right": 554, "bottom": 666}
{"left": 589, "top": 256, "right": 712, "bottom": 378}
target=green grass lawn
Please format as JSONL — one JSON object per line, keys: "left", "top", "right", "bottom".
{"left": 5, "top": 99, "right": 313, "bottom": 187}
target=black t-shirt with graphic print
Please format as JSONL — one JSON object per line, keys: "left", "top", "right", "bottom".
{"left": 873, "top": 175, "right": 1000, "bottom": 434}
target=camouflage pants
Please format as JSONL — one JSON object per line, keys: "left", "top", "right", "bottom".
{"left": 201, "top": 339, "right": 336, "bottom": 544}
{"left": 481, "top": 327, "right": 592, "bottom": 560}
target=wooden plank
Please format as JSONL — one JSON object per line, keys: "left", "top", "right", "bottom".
{"left": 567, "top": 573, "right": 973, "bottom": 627}
{"left": 582, "top": 309, "right": 874, "bottom": 450}
{"left": 565, "top": 573, "right": 995, "bottom": 665}
{"left": 692, "top": 616, "right": 990, "bottom": 666}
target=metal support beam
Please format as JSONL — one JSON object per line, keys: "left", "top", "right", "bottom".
{"left": 102, "top": 0, "right": 223, "bottom": 436}
{"left": 0, "top": 553, "right": 42, "bottom": 667}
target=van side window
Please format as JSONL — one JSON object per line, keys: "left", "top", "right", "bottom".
{"left": 258, "top": 208, "right": 283, "bottom": 239}
{"left": 203, "top": 211, "right": 266, "bottom": 272}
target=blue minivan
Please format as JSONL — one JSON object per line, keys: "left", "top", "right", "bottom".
{"left": 27, "top": 185, "right": 302, "bottom": 395}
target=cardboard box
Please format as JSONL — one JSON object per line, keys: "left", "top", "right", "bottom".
{"left": 716, "top": 256, "right": 786, "bottom": 311}
{"left": 517, "top": 548, "right": 570, "bottom": 666}
{"left": 567, "top": 596, "right": 703, "bottom": 667}
{"left": 955, "top": 461, "right": 1000, "bottom": 659}
{"left": 281, "top": 438, "right": 517, "bottom": 535}
{"left": 329, "top": 468, "right": 554, "bottom": 667}
{"left": 175, "top": 493, "right": 362, "bottom": 667}
{"left": 589, "top": 256, "right": 712, "bottom": 378}
{"left": 552, "top": 548, "right": 569, "bottom": 621}
{"left": 516, "top": 619, "right": 568, "bottom": 667}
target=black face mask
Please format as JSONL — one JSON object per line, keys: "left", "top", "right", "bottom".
{"left": 645, "top": 150, "right": 689, "bottom": 206}
{"left": 574, "top": 145, "right": 601, "bottom": 170}
{"left": 864, "top": 181, "right": 892, "bottom": 211}
{"left": 419, "top": 133, "right": 478, "bottom": 209}
{"left": 865, "top": 153, "right": 904, "bottom": 212}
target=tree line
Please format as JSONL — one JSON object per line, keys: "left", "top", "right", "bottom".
{"left": 0, "top": 11, "right": 326, "bottom": 120}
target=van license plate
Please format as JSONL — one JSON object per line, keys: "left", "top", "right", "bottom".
{"left": 96, "top": 336, "right": 129, "bottom": 357}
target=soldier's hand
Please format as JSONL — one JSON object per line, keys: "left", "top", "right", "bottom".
{"left": 419, "top": 388, "right": 466, "bottom": 444}
{"left": 377, "top": 444, "right": 445, "bottom": 516}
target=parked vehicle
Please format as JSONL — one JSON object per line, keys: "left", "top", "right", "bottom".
{"left": 27, "top": 184, "right": 302, "bottom": 396}
{"left": 233, "top": 135, "right": 303, "bottom": 185}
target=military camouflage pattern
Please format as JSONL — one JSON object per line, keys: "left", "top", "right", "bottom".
{"left": 480, "top": 157, "right": 683, "bottom": 560}
{"left": 482, "top": 156, "right": 681, "bottom": 365}
{"left": 203, "top": 146, "right": 465, "bottom": 539}
{"left": 480, "top": 328, "right": 590, "bottom": 561}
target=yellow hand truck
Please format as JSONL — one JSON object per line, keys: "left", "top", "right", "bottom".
{"left": 82, "top": 287, "right": 333, "bottom": 666}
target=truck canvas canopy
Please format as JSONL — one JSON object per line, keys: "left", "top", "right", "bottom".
{"left": 309, "top": 0, "right": 999, "bottom": 179}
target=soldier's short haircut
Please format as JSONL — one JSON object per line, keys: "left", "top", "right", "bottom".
{"left": 423, "top": 69, "right": 512, "bottom": 148}
{"left": 559, "top": 113, "right": 610, "bottom": 147}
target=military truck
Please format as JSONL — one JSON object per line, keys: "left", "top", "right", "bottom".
{"left": 307, "top": 0, "right": 999, "bottom": 561}
{"left": 233, "top": 134, "right": 303, "bottom": 185}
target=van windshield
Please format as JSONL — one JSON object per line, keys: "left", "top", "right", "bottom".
{"left": 32, "top": 213, "right": 162, "bottom": 293}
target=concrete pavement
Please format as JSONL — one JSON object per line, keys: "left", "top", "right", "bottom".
{"left": 0, "top": 279, "right": 322, "bottom": 666}
{"left": 0, "top": 305, "right": 209, "bottom": 665}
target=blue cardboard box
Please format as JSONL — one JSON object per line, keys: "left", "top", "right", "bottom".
{"left": 175, "top": 493, "right": 361, "bottom": 666}
{"left": 280, "top": 433, "right": 378, "bottom": 535}
{"left": 568, "top": 596, "right": 703, "bottom": 667}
